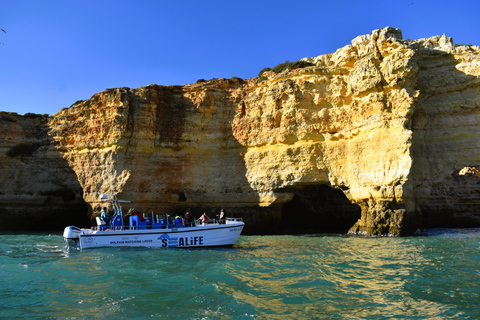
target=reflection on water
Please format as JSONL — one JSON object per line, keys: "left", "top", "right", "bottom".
{"left": 0, "top": 230, "right": 479, "bottom": 319}
{"left": 222, "top": 234, "right": 479, "bottom": 318}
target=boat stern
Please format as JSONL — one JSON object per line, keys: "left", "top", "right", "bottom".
{"left": 63, "top": 226, "right": 82, "bottom": 250}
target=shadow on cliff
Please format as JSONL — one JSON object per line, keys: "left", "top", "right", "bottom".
{"left": 113, "top": 83, "right": 274, "bottom": 234}
{"left": 35, "top": 80, "right": 361, "bottom": 235}
{"left": 411, "top": 47, "right": 480, "bottom": 229}
{"left": 0, "top": 113, "right": 90, "bottom": 231}
{"left": 279, "top": 185, "right": 361, "bottom": 234}
{"left": 183, "top": 79, "right": 362, "bottom": 235}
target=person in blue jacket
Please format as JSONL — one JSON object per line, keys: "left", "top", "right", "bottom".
{"left": 100, "top": 207, "right": 112, "bottom": 226}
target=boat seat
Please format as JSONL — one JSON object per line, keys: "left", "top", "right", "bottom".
{"left": 96, "top": 217, "right": 106, "bottom": 231}
{"left": 151, "top": 219, "right": 162, "bottom": 229}
{"left": 129, "top": 216, "right": 134, "bottom": 229}
{"left": 110, "top": 215, "right": 124, "bottom": 230}
{"left": 157, "top": 219, "right": 167, "bottom": 229}
{"left": 131, "top": 215, "right": 147, "bottom": 230}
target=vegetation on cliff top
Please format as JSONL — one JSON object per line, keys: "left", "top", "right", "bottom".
{"left": 196, "top": 77, "right": 243, "bottom": 84}
{"left": 257, "top": 60, "right": 314, "bottom": 82}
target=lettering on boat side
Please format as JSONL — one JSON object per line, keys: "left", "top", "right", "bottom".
{"left": 109, "top": 239, "right": 153, "bottom": 245}
{"left": 158, "top": 234, "right": 204, "bottom": 247}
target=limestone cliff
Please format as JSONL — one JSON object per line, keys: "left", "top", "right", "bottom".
{"left": 235, "top": 27, "right": 420, "bottom": 235}
{"left": 409, "top": 35, "right": 480, "bottom": 229}
{"left": 0, "top": 113, "right": 89, "bottom": 230}
{"left": 2, "top": 27, "right": 480, "bottom": 235}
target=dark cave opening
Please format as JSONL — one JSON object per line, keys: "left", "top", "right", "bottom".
{"left": 178, "top": 192, "right": 187, "bottom": 202}
{"left": 280, "top": 184, "right": 361, "bottom": 234}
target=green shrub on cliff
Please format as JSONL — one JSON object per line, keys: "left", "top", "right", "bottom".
{"left": 257, "top": 75, "right": 267, "bottom": 83}
{"left": 258, "top": 67, "right": 272, "bottom": 77}
{"left": 23, "top": 113, "right": 48, "bottom": 118}
{"left": 1, "top": 115, "right": 15, "bottom": 122}
{"left": 258, "top": 60, "right": 314, "bottom": 78}
{"left": 105, "top": 88, "right": 117, "bottom": 95}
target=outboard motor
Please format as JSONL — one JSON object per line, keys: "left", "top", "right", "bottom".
{"left": 63, "top": 226, "right": 82, "bottom": 250}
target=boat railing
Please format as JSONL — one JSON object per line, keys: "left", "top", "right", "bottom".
{"left": 94, "top": 216, "right": 244, "bottom": 231}
{"left": 226, "top": 217, "right": 243, "bottom": 224}
{"left": 94, "top": 225, "right": 125, "bottom": 231}
{"left": 195, "top": 217, "right": 244, "bottom": 226}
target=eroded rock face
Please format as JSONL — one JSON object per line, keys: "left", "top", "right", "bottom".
{"left": 0, "top": 113, "right": 89, "bottom": 230}
{"left": 2, "top": 27, "right": 480, "bottom": 235}
{"left": 409, "top": 35, "right": 480, "bottom": 230}
{"left": 235, "top": 27, "right": 420, "bottom": 235}
{"left": 47, "top": 82, "right": 272, "bottom": 232}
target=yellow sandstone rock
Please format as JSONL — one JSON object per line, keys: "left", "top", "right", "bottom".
{"left": 1, "top": 27, "right": 479, "bottom": 235}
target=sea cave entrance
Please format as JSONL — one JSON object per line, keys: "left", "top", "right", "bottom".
{"left": 280, "top": 184, "right": 361, "bottom": 234}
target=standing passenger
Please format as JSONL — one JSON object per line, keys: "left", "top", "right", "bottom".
{"left": 219, "top": 209, "right": 225, "bottom": 223}
{"left": 185, "top": 208, "right": 194, "bottom": 227}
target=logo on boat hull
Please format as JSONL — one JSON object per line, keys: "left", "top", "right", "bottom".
{"left": 158, "top": 234, "right": 204, "bottom": 247}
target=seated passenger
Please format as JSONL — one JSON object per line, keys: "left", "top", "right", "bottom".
{"left": 174, "top": 216, "right": 184, "bottom": 227}
{"left": 216, "top": 209, "right": 225, "bottom": 224}
{"left": 133, "top": 212, "right": 147, "bottom": 221}
{"left": 100, "top": 207, "right": 112, "bottom": 226}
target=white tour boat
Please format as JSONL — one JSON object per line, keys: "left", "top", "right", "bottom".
{"left": 63, "top": 193, "right": 245, "bottom": 250}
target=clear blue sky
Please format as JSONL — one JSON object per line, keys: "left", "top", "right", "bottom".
{"left": 1, "top": 0, "right": 479, "bottom": 116}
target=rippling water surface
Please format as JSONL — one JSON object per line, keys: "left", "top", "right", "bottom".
{"left": 1, "top": 229, "right": 480, "bottom": 319}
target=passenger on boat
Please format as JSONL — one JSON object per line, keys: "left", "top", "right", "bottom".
{"left": 184, "top": 209, "right": 195, "bottom": 227}
{"left": 174, "top": 216, "right": 184, "bottom": 227}
{"left": 100, "top": 207, "right": 112, "bottom": 226}
{"left": 219, "top": 209, "right": 225, "bottom": 224}
{"left": 200, "top": 212, "right": 210, "bottom": 223}
{"left": 134, "top": 211, "right": 148, "bottom": 222}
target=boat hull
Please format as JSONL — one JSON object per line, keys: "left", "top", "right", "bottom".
{"left": 64, "top": 221, "right": 244, "bottom": 250}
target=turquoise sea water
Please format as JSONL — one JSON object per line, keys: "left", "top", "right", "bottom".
{"left": 1, "top": 229, "right": 480, "bottom": 319}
